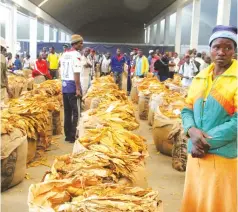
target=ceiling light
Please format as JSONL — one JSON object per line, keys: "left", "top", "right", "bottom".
{"left": 38, "top": 0, "right": 49, "bottom": 7}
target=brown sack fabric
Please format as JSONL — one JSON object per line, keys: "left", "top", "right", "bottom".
{"left": 1, "top": 130, "right": 27, "bottom": 191}
{"left": 152, "top": 108, "right": 181, "bottom": 156}
{"left": 172, "top": 129, "right": 188, "bottom": 172}
{"left": 138, "top": 93, "right": 150, "bottom": 120}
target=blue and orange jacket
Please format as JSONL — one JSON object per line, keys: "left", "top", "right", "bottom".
{"left": 182, "top": 59, "right": 237, "bottom": 158}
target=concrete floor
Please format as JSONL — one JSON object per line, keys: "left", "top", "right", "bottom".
{"left": 1, "top": 112, "right": 185, "bottom": 212}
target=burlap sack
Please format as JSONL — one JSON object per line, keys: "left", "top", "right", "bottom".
{"left": 130, "top": 86, "right": 138, "bottom": 103}
{"left": 148, "top": 107, "right": 154, "bottom": 126}
{"left": 90, "top": 97, "right": 101, "bottom": 109}
{"left": 172, "top": 129, "right": 188, "bottom": 172}
{"left": 34, "top": 75, "right": 46, "bottom": 84}
{"left": 131, "top": 78, "right": 140, "bottom": 104}
{"left": 84, "top": 97, "right": 92, "bottom": 111}
{"left": 27, "top": 78, "right": 34, "bottom": 90}
{"left": 27, "top": 139, "right": 37, "bottom": 163}
{"left": 22, "top": 69, "right": 32, "bottom": 78}
{"left": 152, "top": 108, "right": 181, "bottom": 156}
{"left": 148, "top": 93, "right": 165, "bottom": 126}
{"left": 131, "top": 161, "right": 148, "bottom": 189}
{"left": 52, "top": 111, "right": 62, "bottom": 135}
{"left": 138, "top": 92, "right": 150, "bottom": 120}
{"left": 1, "top": 129, "right": 27, "bottom": 191}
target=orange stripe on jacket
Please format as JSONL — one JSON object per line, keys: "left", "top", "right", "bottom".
{"left": 210, "top": 89, "right": 235, "bottom": 116}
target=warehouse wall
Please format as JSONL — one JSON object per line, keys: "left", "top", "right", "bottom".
{"left": 78, "top": 19, "right": 144, "bottom": 43}
{"left": 37, "top": 42, "right": 175, "bottom": 55}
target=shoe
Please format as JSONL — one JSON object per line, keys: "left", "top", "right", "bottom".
{"left": 65, "top": 137, "right": 75, "bottom": 143}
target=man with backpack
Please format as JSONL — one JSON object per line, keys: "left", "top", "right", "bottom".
{"left": 179, "top": 54, "right": 198, "bottom": 87}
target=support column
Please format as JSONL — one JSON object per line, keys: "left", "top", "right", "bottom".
{"left": 144, "top": 28, "right": 147, "bottom": 44}
{"left": 217, "top": 0, "right": 231, "bottom": 25}
{"left": 60, "top": 31, "right": 65, "bottom": 43}
{"left": 6, "top": 5, "right": 17, "bottom": 56}
{"left": 44, "top": 24, "right": 50, "bottom": 42}
{"left": 150, "top": 25, "right": 154, "bottom": 44}
{"left": 149, "top": 25, "right": 152, "bottom": 44}
{"left": 164, "top": 15, "right": 170, "bottom": 46}
{"left": 153, "top": 23, "right": 158, "bottom": 44}
{"left": 53, "top": 28, "right": 57, "bottom": 42}
{"left": 175, "top": 7, "right": 182, "bottom": 54}
{"left": 155, "top": 19, "right": 161, "bottom": 45}
{"left": 66, "top": 34, "right": 70, "bottom": 42}
{"left": 190, "top": 0, "right": 201, "bottom": 49}
{"left": 147, "top": 26, "right": 150, "bottom": 44}
{"left": 29, "top": 17, "right": 37, "bottom": 59}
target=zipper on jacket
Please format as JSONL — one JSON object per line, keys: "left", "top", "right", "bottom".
{"left": 201, "top": 75, "right": 224, "bottom": 129}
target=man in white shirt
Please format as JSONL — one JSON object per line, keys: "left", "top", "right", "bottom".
{"left": 81, "top": 47, "right": 92, "bottom": 95}
{"left": 173, "top": 52, "right": 180, "bottom": 73}
{"left": 60, "top": 34, "right": 83, "bottom": 143}
{"left": 168, "top": 52, "right": 180, "bottom": 78}
{"left": 23, "top": 54, "right": 32, "bottom": 69}
{"left": 200, "top": 55, "right": 211, "bottom": 71}
{"left": 88, "top": 49, "right": 96, "bottom": 81}
{"left": 179, "top": 54, "right": 198, "bottom": 87}
{"left": 101, "top": 52, "right": 111, "bottom": 76}
{"left": 195, "top": 52, "right": 205, "bottom": 73}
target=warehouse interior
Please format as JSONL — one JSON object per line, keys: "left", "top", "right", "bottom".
{"left": 1, "top": 0, "right": 237, "bottom": 212}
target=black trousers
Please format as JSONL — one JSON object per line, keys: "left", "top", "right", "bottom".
{"left": 63, "top": 93, "right": 79, "bottom": 142}
{"left": 100, "top": 72, "right": 110, "bottom": 77}
{"left": 49, "top": 69, "right": 59, "bottom": 79}
{"left": 169, "top": 71, "right": 175, "bottom": 79}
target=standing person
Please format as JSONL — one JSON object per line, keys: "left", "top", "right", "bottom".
{"left": 59, "top": 44, "right": 69, "bottom": 58}
{"left": 101, "top": 52, "right": 111, "bottom": 76}
{"left": 132, "top": 48, "right": 138, "bottom": 63}
{"left": 0, "top": 37, "right": 12, "bottom": 102}
{"left": 154, "top": 55, "right": 169, "bottom": 81}
{"left": 88, "top": 49, "right": 96, "bottom": 81}
{"left": 126, "top": 52, "right": 134, "bottom": 96}
{"left": 47, "top": 46, "right": 59, "bottom": 79}
{"left": 81, "top": 47, "right": 92, "bottom": 95}
{"left": 179, "top": 54, "right": 198, "bottom": 87}
{"left": 6, "top": 53, "right": 13, "bottom": 69}
{"left": 172, "top": 52, "right": 180, "bottom": 73}
{"left": 13, "top": 54, "right": 22, "bottom": 71}
{"left": 201, "top": 51, "right": 207, "bottom": 60}
{"left": 181, "top": 25, "right": 237, "bottom": 212}
{"left": 32, "top": 53, "right": 52, "bottom": 84}
{"left": 95, "top": 51, "right": 103, "bottom": 77}
{"left": 111, "top": 48, "right": 126, "bottom": 89}
{"left": 148, "top": 50, "right": 159, "bottom": 75}
{"left": 191, "top": 48, "right": 197, "bottom": 58}
{"left": 168, "top": 58, "right": 176, "bottom": 79}
{"left": 23, "top": 54, "right": 32, "bottom": 69}
{"left": 155, "top": 49, "right": 160, "bottom": 57}
{"left": 200, "top": 55, "right": 211, "bottom": 71}
{"left": 40, "top": 47, "right": 48, "bottom": 60}
{"left": 135, "top": 49, "right": 149, "bottom": 78}
{"left": 194, "top": 52, "right": 204, "bottom": 72}
{"left": 60, "top": 34, "right": 83, "bottom": 143}
{"left": 132, "top": 48, "right": 138, "bottom": 56}
{"left": 147, "top": 50, "right": 154, "bottom": 65}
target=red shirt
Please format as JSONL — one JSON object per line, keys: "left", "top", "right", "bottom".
{"left": 116, "top": 55, "right": 123, "bottom": 61}
{"left": 32, "top": 59, "right": 52, "bottom": 79}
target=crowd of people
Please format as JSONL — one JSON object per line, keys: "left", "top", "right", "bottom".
{"left": 1, "top": 24, "right": 237, "bottom": 212}
{"left": 1, "top": 38, "right": 217, "bottom": 100}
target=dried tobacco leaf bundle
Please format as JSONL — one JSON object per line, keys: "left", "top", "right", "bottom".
{"left": 28, "top": 180, "right": 161, "bottom": 212}
{"left": 45, "top": 150, "right": 138, "bottom": 184}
